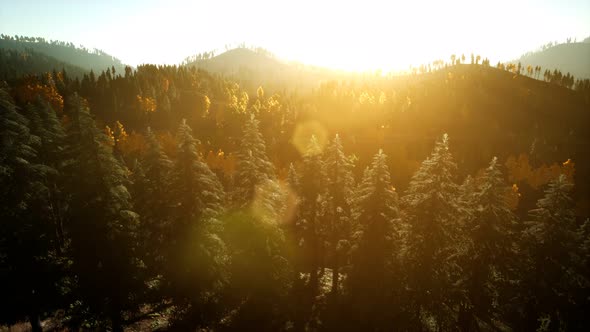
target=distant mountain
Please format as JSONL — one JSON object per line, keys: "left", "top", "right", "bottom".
{"left": 0, "top": 47, "right": 87, "bottom": 80}
{"left": 184, "top": 47, "right": 350, "bottom": 93}
{"left": 0, "top": 35, "right": 125, "bottom": 74}
{"left": 516, "top": 38, "right": 590, "bottom": 79}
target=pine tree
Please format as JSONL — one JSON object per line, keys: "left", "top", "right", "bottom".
{"left": 287, "top": 162, "right": 300, "bottom": 194}
{"left": 458, "top": 157, "right": 518, "bottom": 331}
{"left": 165, "top": 119, "right": 227, "bottom": 328}
{"left": 347, "top": 149, "right": 399, "bottom": 330}
{"left": 297, "top": 135, "right": 325, "bottom": 295}
{"left": 22, "top": 99, "right": 67, "bottom": 251}
{"left": 61, "top": 95, "right": 141, "bottom": 332}
{"left": 290, "top": 135, "right": 325, "bottom": 331}
{"left": 233, "top": 113, "right": 275, "bottom": 208}
{"left": 520, "top": 174, "right": 589, "bottom": 330}
{"left": 320, "top": 134, "right": 355, "bottom": 296}
{"left": 132, "top": 126, "right": 173, "bottom": 275}
{"left": 0, "top": 89, "right": 63, "bottom": 332}
{"left": 401, "top": 133, "right": 462, "bottom": 329}
{"left": 219, "top": 117, "right": 291, "bottom": 330}
{"left": 221, "top": 208, "right": 292, "bottom": 331}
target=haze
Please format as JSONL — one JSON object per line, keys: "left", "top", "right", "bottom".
{"left": 2, "top": 0, "right": 589, "bottom": 70}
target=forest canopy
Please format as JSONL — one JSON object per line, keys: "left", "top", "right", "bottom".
{"left": 1, "top": 33, "right": 589, "bottom": 332}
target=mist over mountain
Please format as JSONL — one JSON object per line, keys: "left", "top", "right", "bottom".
{"left": 184, "top": 47, "right": 353, "bottom": 93}
{"left": 0, "top": 34, "right": 126, "bottom": 74}
{"left": 515, "top": 38, "right": 590, "bottom": 79}
{"left": 0, "top": 46, "right": 88, "bottom": 81}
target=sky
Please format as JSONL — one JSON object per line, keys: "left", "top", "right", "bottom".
{"left": 1, "top": 0, "right": 589, "bottom": 71}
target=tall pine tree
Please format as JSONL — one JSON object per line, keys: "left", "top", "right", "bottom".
{"left": 132, "top": 126, "right": 173, "bottom": 276}
{"left": 520, "top": 174, "right": 589, "bottom": 330}
{"left": 0, "top": 89, "right": 63, "bottom": 332}
{"left": 458, "top": 157, "right": 518, "bottom": 331}
{"left": 401, "top": 133, "right": 462, "bottom": 330}
{"left": 232, "top": 113, "right": 275, "bottom": 208}
{"left": 320, "top": 134, "right": 355, "bottom": 296}
{"left": 347, "top": 149, "right": 400, "bottom": 331}
{"left": 62, "top": 95, "right": 141, "bottom": 332}
{"left": 165, "top": 119, "right": 227, "bottom": 328}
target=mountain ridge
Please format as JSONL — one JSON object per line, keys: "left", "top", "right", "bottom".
{"left": 515, "top": 39, "right": 590, "bottom": 79}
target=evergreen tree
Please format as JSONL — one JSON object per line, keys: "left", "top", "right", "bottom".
{"left": 165, "top": 119, "right": 227, "bottom": 328}
{"left": 458, "top": 157, "right": 518, "bottom": 331}
{"left": 297, "top": 135, "right": 325, "bottom": 295}
{"left": 61, "top": 95, "right": 141, "bottom": 332}
{"left": 520, "top": 174, "right": 589, "bottom": 330}
{"left": 232, "top": 113, "right": 282, "bottom": 219}
{"left": 0, "top": 89, "right": 63, "bottom": 332}
{"left": 235, "top": 114, "right": 274, "bottom": 185}
{"left": 401, "top": 133, "right": 462, "bottom": 329}
{"left": 347, "top": 149, "right": 400, "bottom": 330}
{"left": 221, "top": 115, "right": 291, "bottom": 330}
{"left": 132, "top": 126, "right": 173, "bottom": 276}
{"left": 320, "top": 134, "right": 355, "bottom": 296}
{"left": 287, "top": 162, "right": 300, "bottom": 194}
{"left": 22, "top": 99, "right": 68, "bottom": 251}
{"left": 291, "top": 135, "right": 325, "bottom": 331}
{"left": 221, "top": 208, "right": 292, "bottom": 331}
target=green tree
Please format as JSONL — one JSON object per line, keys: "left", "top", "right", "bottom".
{"left": 232, "top": 113, "right": 276, "bottom": 208}
{"left": 0, "top": 89, "right": 64, "bottom": 332}
{"left": 297, "top": 135, "right": 325, "bottom": 295}
{"left": 520, "top": 175, "right": 589, "bottom": 330}
{"left": 320, "top": 134, "right": 355, "bottom": 296}
{"left": 132, "top": 126, "right": 173, "bottom": 276}
{"left": 458, "top": 157, "right": 518, "bottom": 331}
{"left": 165, "top": 119, "right": 227, "bottom": 328}
{"left": 401, "top": 134, "right": 462, "bottom": 330}
{"left": 62, "top": 95, "right": 141, "bottom": 332}
{"left": 347, "top": 149, "right": 400, "bottom": 330}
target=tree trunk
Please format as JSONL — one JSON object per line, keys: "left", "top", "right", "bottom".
{"left": 30, "top": 311, "right": 42, "bottom": 332}
{"left": 111, "top": 310, "right": 124, "bottom": 332}
{"left": 330, "top": 252, "right": 339, "bottom": 295}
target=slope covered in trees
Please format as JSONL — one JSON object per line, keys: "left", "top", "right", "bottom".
{"left": 1, "top": 52, "right": 589, "bottom": 331}
{"left": 0, "top": 47, "right": 87, "bottom": 81}
{"left": 516, "top": 38, "right": 590, "bottom": 79}
{"left": 185, "top": 47, "right": 351, "bottom": 93}
{"left": 0, "top": 35, "right": 125, "bottom": 74}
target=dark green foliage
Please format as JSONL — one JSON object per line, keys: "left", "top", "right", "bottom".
{"left": 458, "top": 157, "right": 518, "bottom": 331}
{"left": 297, "top": 135, "right": 326, "bottom": 293}
{"left": 0, "top": 47, "right": 87, "bottom": 81}
{"left": 233, "top": 113, "right": 276, "bottom": 208}
{"left": 401, "top": 134, "right": 463, "bottom": 330}
{"left": 1, "top": 50, "right": 589, "bottom": 331}
{"left": 518, "top": 175, "right": 590, "bottom": 330}
{"left": 131, "top": 126, "right": 173, "bottom": 275}
{"left": 321, "top": 134, "right": 355, "bottom": 297}
{"left": 164, "top": 119, "right": 227, "bottom": 328}
{"left": 0, "top": 34, "right": 125, "bottom": 74}
{"left": 61, "top": 95, "right": 141, "bottom": 331}
{"left": 347, "top": 149, "right": 400, "bottom": 330}
{"left": 0, "top": 89, "right": 64, "bottom": 331}
{"left": 221, "top": 210, "right": 292, "bottom": 331}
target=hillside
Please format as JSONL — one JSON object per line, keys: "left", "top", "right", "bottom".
{"left": 516, "top": 39, "right": 590, "bottom": 79}
{"left": 185, "top": 47, "right": 350, "bottom": 93}
{"left": 0, "top": 35, "right": 125, "bottom": 74}
{"left": 2, "top": 55, "right": 590, "bottom": 331}
{"left": 0, "top": 47, "right": 87, "bottom": 80}
{"left": 310, "top": 63, "right": 590, "bottom": 213}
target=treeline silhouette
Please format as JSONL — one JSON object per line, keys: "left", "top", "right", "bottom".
{"left": 0, "top": 34, "right": 125, "bottom": 74}
{"left": 0, "top": 47, "right": 87, "bottom": 81}
{"left": 1, "top": 56, "right": 589, "bottom": 331}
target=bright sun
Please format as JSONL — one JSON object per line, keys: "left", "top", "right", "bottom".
{"left": 47, "top": 0, "right": 590, "bottom": 71}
